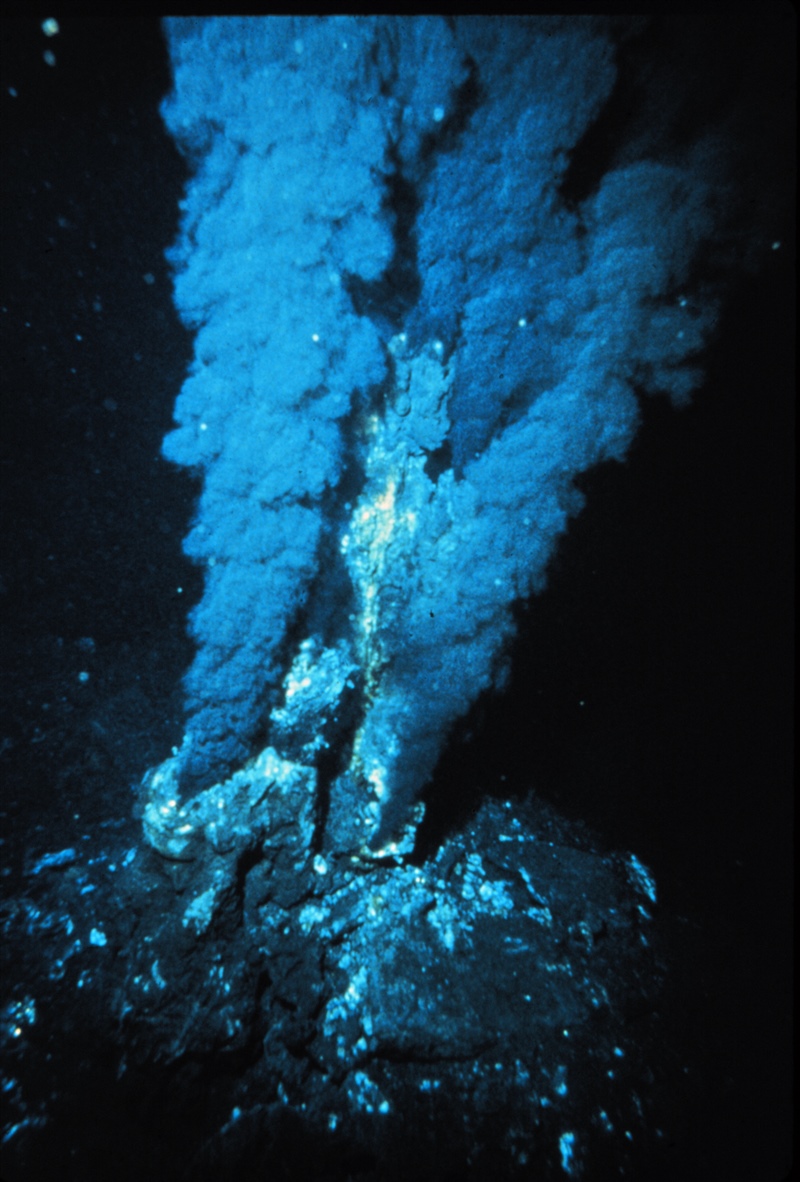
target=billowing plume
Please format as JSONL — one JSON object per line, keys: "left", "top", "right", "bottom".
{"left": 156, "top": 16, "right": 749, "bottom": 850}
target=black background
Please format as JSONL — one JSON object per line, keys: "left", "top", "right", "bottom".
{"left": 1, "top": 13, "right": 794, "bottom": 1181}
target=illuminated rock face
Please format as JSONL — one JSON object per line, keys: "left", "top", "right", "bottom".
{"left": 335, "top": 338, "right": 458, "bottom": 851}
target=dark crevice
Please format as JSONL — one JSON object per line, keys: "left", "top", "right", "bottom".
{"left": 423, "top": 439, "right": 452, "bottom": 485}
{"left": 343, "top": 157, "right": 421, "bottom": 337}
{"left": 416, "top": 55, "right": 482, "bottom": 165}
{"left": 559, "top": 19, "right": 656, "bottom": 208}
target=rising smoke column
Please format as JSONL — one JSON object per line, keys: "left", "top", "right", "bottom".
{"left": 156, "top": 16, "right": 740, "bottom": 849}
{"left": 159, "top": 16, "right": 398, "bottom": 788}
